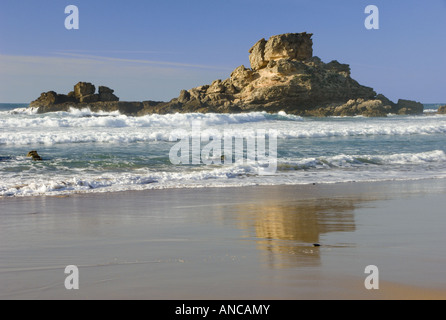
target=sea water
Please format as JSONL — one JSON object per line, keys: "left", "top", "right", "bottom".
{"left": 0, "top": 103, "right": 445, "bottom": 197}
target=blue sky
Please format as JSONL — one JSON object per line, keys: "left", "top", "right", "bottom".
{"left": 0, "top": 0, "right": 445, "bottom": 103}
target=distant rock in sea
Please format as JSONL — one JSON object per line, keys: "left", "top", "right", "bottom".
{"left": 438, "top": 105, "right": 446, "bottom": 114}
{"left": 29, "top": 33, "right": 424, "bottom": 117}
{"left": 29, "top": 82, "right": 152, "bottom": 115}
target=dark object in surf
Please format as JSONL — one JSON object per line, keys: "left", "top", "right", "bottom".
{"left": 313, "top": 243, "right": 321, "bottom": 247}
{"left": 27, "top": 150, "right": 42, "bottom": 161}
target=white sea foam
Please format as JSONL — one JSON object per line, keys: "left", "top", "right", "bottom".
{"left": 1, "top": 108, "right": 446, "bottom": 197}
{"left": 1, "top": 114, "right": 446, "bottom": 145}
{"left": 279, "top": 150, "right": 446, "bottom": 169}
{"left": 0, "top": 107, "right": 39, "bottom": 115}
{"left": 0, "top": 109, "right": 297, "bottom": 129}
{"left": 1, "top": 150, "right": 445, "bottom": 197}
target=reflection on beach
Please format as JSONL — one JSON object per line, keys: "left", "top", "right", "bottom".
{"left": 223, "top": 197, "right": 365, "bottom": 269}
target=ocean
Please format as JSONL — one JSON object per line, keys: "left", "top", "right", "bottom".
{"left": 1, "top": 103, "right": 445, "bottom": 197}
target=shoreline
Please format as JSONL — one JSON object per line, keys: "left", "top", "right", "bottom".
{"left": 1, "top": 176, "right": 446, "bottom": 201}
{"left": 1, "top": 178, "right": 446, "bottom": 299}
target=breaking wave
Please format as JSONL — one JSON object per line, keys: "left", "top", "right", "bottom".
{"left": 1, "top": 150, "right": 445, "bottom": 197}
{"left": 1, "top": 111, "right": 445, "bottom": 145}
{"left": 1, "top": 106, "right": 446, "bottom": 197}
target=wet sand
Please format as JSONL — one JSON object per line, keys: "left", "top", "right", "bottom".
{"left": 1, "top": 179, "right": 446, "bottom": 300}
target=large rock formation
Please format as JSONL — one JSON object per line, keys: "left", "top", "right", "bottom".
{"left": 137, "top": 32, "right": 423, "bottom": 116}
{"left": 29, "top": 33, "right": 424, "bottom": 117}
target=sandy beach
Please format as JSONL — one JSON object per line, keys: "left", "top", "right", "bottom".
{"left": 1, "top": 178, "right": 446, "bottom": 300}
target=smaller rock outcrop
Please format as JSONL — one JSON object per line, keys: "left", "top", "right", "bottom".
{"left": 30, "top": 82, "right": 120, "bottom": 110}
{"left": 29, "top": 91, "right": 76, "bottom": 108}
{"left": 438, "top": 105, "right": 446, "bottom": 114}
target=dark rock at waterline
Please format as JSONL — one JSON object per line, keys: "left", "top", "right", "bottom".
{"left": 35, "top": 101, "right": 147, "bottom": 116}
{"left": 394, "top": 99, "right": 424, "bottom": 115}
{"left": 29, "top": 91, "right": 77, "bottom": 108}
{"left": 27, "top": 151, "right": 42, "bottom": 161}
{"left": 28, "top": 33, "right": 424, "bottom": 117}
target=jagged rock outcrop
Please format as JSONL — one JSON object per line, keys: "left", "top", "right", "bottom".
{"left": 393, "top": 99, "right": 424, "bottom": 115}
{"left": 438, "top": 105, "right": 446, "bottom": 114}
{"left": 29, "top": 33, "right": 424, "bottom": 117}
{"left": 98, "top": 86, "right": 119, "bottom": 102}
{"left": 140, "top": 32, "right": 423, "bottom": 116}
{"left": 74, "top": 82, "right": 96, "bottom": 102}
{"left": 249, "top": 33, "right": 313, "bottom": 70}
{"left": 30, "top": 82, "right": 122, "bottom": 112}
{"left": 29, "top": 90, "right": 76, "bottom": 108}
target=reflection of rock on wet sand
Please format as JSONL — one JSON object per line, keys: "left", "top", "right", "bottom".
{"left": 231, "top": 198, "right": 360, "bottom": 268}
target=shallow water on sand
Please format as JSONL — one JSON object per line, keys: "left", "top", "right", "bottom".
{"left": 1, "top": 179, "right": 445, "bottom": 299}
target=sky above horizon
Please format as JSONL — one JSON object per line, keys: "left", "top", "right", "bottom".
{"left": 0, "top": 0, "right": 445, "bottom": 103}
